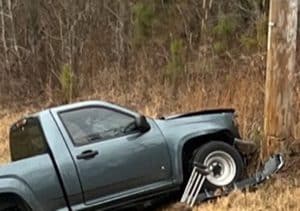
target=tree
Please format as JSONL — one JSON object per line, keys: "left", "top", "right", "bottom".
{"left": 0, "top": 0, "right": 9, "bottom": 73}
{"left": 263, "top": 0, "right": 298, "bottom": 158}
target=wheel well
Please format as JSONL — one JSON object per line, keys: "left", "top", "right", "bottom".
{"left": 181, "top": 130, "right": 234, "bottom": 183}
{"left": 0, "top": 193, "right": 30, "bottom": 210}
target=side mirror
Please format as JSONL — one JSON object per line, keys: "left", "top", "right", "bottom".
{"left": 135, "top": 115, "right": 150, "bottom": 133}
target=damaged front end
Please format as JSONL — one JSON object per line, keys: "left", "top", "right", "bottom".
{"left": 181, "top": 154, "right": 284, "bottom": 207}
{"left": 234, "top": 138, "right": 258, "bottom": 156}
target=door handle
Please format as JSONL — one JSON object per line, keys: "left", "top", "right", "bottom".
{"left": 76, "top": 150, "right": 99, "bottom": 160}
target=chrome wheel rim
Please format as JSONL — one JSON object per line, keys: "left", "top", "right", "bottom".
{"left": 204, "top": 150, "right": 236, "bottom": 186}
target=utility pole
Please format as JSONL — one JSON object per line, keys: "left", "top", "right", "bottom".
{"left": 263, "top": 0, "right": 298, "bottom": 158}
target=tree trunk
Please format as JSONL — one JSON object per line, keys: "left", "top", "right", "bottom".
{"left": 0, "top": 0, "right": 9, "bottom": 74}
{"left": 118, "top": 0, "right": 129, "bottom": 69}
{"left": 7, "top": 0, "right": 22, "bottom": 71}
{"left": 263, "top": 0, "right": 298, "bottom": 158}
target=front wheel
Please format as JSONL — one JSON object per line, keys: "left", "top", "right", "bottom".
{"left": 193, "top": 141, "right": 244, "bottom": 190}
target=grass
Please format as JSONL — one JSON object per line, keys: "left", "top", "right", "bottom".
{"left": 0, "top": 55, "right": 299, "bottom": 210}
{"left": 0, "top": 110, "right": 22, "bottom": 164}
{"left": 161, "top": 155, "right": 300, "bottom": 211}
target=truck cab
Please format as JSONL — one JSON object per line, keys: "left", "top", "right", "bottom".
{"left": 1, "top": 101, "right": 176, "bottom": 211}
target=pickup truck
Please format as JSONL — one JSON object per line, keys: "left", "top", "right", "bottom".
{"left": 0, "top": 100, "right": 254, "bottom": 211}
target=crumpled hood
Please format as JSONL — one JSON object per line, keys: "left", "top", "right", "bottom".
{"left": 159, "top": 108, "right": 235, "bottom": 120}
{"left": 154, "top": 108, "right": 239, "bottom": 141}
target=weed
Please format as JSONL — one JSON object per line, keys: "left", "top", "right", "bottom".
{"left": 132, "top": 3, "right": 155, "bottom": 46}
{"left": 59, "top": 64, "right": 74, "bottom": 103}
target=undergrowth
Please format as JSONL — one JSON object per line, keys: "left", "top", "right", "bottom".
{"left": 0, "top": 54, "right": 299, "bottom": 210}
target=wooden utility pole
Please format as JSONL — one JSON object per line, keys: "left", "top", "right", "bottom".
{"left": 263, "top": 0, "right": 298, "bottom": 158}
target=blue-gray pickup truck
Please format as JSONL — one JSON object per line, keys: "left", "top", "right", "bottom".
{"left": 0, "top": 100, "right": 255, "bottom": 211}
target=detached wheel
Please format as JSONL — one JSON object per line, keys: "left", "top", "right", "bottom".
{"left": 193, "top": 141, "right": 244, "bottom": 190}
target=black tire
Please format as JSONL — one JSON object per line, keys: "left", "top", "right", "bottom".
{"left": 0, "top": 202, "right": 19, "bottom": 211}
{"left": 0, "top": 197, "right": 28, "bottom": 211}
{"left": 193, "top": 141, "right": 244, "bottom": 190}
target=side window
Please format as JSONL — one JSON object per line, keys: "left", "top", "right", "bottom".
{"left": 10, "top": 118, "right": 47, "bottom": 161}
{"left": 60, "top": 107, "right": 136, "bottom": 146}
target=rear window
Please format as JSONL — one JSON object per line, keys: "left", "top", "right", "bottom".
{"left": 9, "top": 118, "right": 47, "bottom": 161}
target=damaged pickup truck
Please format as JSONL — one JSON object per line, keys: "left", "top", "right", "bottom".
{"left": 0, "top": 100, "right": 275, "bottom": 211}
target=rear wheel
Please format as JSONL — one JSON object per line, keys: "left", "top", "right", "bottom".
{"left": 0, "top": 202, "right": 20, "bottom": 211}
{"left": 193, "top": 141, "right": 244, "bottom": 190}
{"left": 0, "top": 196, "right": 29, "bottom": 211}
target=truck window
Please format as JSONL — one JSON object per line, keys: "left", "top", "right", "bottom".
{"left": 9, "top": 118, "right": 47, "bottom": 161}
{"left": 60, "top": 107, "right": 136, "bottom": 146}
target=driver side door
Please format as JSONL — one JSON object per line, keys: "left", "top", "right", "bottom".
{"left": 58, "top": 106, "right": 172, "bottom": 204}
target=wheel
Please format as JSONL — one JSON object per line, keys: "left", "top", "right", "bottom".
{"left": 0, "top": 197, "right": 29, "bottom": 211}
{"left": 193, "top": 141, "right": 244, "bottom": 190}
{"left": 0, "top": 201, "right": 20, "bottom": 211}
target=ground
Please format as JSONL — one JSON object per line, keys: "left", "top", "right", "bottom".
{"left": 0, "top": 109, "right": 299, "bottom": 211}
{"left": 161, "top": 155, "right": 300, "bottom": 211}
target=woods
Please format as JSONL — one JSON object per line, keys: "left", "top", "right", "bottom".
{"left": 0, "top": 1, "right": 269, "bottom": 101}
{"left": 0, "top": 1, "right": 299, "bottom": 210}
{"left": 0, "top": 0, "right": 299, "bottom": 153}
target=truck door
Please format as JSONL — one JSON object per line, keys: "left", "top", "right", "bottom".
{"left": 56, "top": 106, "right": 172, "bottom": 204}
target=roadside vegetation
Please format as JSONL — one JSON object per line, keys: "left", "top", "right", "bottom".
{"left": 0, "top": 0, "right": 299, "bottom": 210}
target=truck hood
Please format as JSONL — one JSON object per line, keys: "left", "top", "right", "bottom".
{"left": 160, "top": 108, "right": 235, "bottom": 120}
{"left": 154, "top": 108, "right": 239, "bottom": 139}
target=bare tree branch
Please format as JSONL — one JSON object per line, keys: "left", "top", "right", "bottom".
{"left": 7, "top": 0, "right": 22, "bottom": 70}
{"left": 0, "top": 0, "right": 10, "bottom": 72}
{"left": 0, "top": 11, "right": 10, "bottom": 18}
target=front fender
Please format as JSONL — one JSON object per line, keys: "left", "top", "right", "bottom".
{"left": 0, "top": 177, "right": 42, "bottom": 210}
{"left": 173, "top": 128, "right": 234, "bottom": 184}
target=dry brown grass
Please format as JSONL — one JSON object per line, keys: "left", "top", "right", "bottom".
{"left": 166, "top": 184, "right": 300, "bottom": 211}
{"left": 0, "top": 55, "right": 299, "bottom": 209}
{"left": 0, "top": 110, "right": 21, "bottom": 164}
{"left": 0, "top": 110, "right": 13, "bottom": 164}
{"left": 192, "top": 159, "right": 300, "bottom": 211}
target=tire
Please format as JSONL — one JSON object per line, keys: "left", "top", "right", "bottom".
{"left": 193, "top": 141, "right": 244, "bottom": 190}
{"left": 0, "top": 198, "right": 28, "bottom": 211}
{"left": 0, "top": 202, "right": 19, "bottom": 211}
